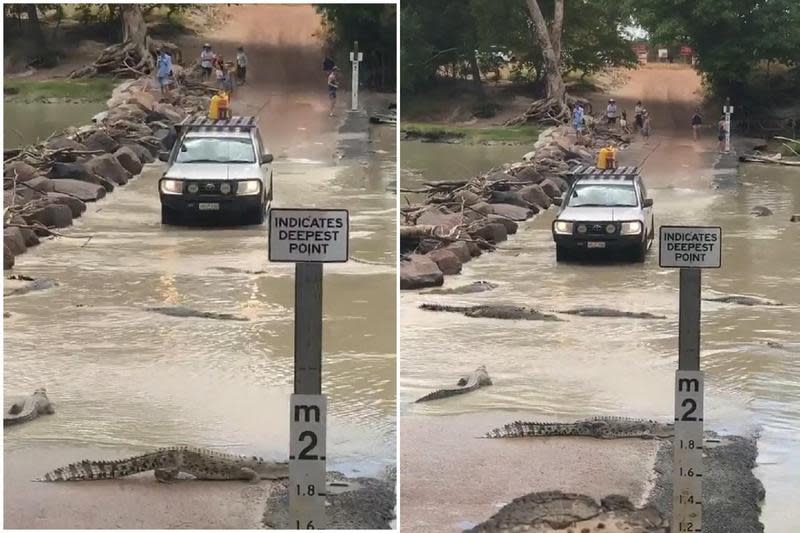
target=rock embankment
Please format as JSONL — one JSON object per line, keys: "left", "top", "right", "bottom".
{"left": 400, "top": 125, "right": 615, "bottom": 290}
{"left": 3, "top": 69, "right": 213, "bottom": 270}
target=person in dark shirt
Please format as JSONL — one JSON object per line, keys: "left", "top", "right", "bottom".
{"left": 691, "top": 108, "right": 703, "bottom": 141}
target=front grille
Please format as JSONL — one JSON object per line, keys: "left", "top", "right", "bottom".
{"left": 186, "top": 181, "right": 234, "bottom": 195}
{"left": 578, "top": 222, "right": 618, "bottom": 236}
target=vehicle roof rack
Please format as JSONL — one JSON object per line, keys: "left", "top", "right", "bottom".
{"left": 570, "top": 165, "right": 639, "bottom": 180}
{"left": 176, "top": 115, "right": 257, "bottom": 131}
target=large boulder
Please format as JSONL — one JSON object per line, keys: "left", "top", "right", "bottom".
{"left": 45, "top": 136, "right": 87, "bottom": 152}
{"left": 4, "top": 245, "right": 13, "bottom": 270}
{"left": 514, "top": 165, "right": 546, "bottom": 184}
{"left": 540, "top": 178, "right": 562, "bottom": 199}
{"left": 114, "top": 146, "right": 143, "bottom": 175}
{"left": 153, "top": 102, "right": 186, "bottom": 123}
{"left": 134, "top": 137, "right": 162, "bottom": 157}
{"left": 4, "top": 227, "right": 27, "bottom": 256}
{"left": 52, "top": 179, "right": 106, "bottom": 201}
{"left": 4, "top": 161, "right": 39, "bottom": 182}
{"left": 416, "top": 207, "right": 462, "bottom": 233}
{"left": 152, "top": 126, "right": 177, "bottom": 150}
{"left": 23, "top": 203, "right": 73, "bottom": 232}
{"left": 9, "top": 215, "right": 39, "bottom": 247}
{"left": 469, "top": 201, "right": 493, "bottom": 216}
{"left": 443, "top": 241, "right": 472, "bottom": 263}
{"left": 46, "top": 192, "right": 86, "bottom": 217}
{"left": 86, "top": 154, "right": 132, "bottom": 185}
{"left": 25, "top": 176, "right": 55, "bottom": 193}
{"left": 490, "top": 203, "right": 532, "bottom": 221}
{"left": 548, "top": 175, "right": 569, "bottom": 192}
{"left": 454, "top": 190, "right": 481, "bottom": 206}
{"left": 7, "top": 185, "right": 44, "bottom": 205}
{"left": 106, "top": 103, "right": 148, "bottom": 123}
{"left": 487, "top": 214, "right": 518, "bottom": 235}
{"left": 84, "top": 131, "right": 120, "bottom": 153}
{"left": 471, "top": 222, "right": 508, "bottom": 244}
{"left": 400, "top": 254, "right": 444, "bottom": 290}
{"left": 49, "top": 161, "right": 114, "bottom": 191}
{"left": 120, "top": 141, "right": 155, "bottom": 163}
{"left": 426, "top": 248, "right": 462, "bottom": 275}
{"left": 519, "top": 184, "right": 552, "bottom": 209}
{"left": 489, "top": 190, "right": 531, "bottom": 209}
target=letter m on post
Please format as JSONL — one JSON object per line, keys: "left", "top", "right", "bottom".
{"left": 678, "top": 378, "right": 700, "bottom": 392}
{"left": 294, "top": 404, "right": 321, "bottom": 423}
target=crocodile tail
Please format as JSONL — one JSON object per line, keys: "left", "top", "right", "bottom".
{"left": 34, "top": 451, "right": 172, "bottom": 482}
{"left": 485, "top": 420, "right": 537, "bottom": 438}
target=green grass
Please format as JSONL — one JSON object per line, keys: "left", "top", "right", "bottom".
{"left": 402, "top": 122, "right": 542, "bottom": 144}
{"left": 3, "top": 77, "right": 117, "bottom": 103}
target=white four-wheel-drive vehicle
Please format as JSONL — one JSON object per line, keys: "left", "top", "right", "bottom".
{"left": 552, "top": 165, "right": 654, "bottom": 262}
{"left": 158, "top": 116, "right": 273, "bottom": 225}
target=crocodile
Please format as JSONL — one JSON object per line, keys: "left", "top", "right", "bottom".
{"left": 425, "top": 281, "right": 498, "bottom": 295}
{"left": 557, "top": 307, "right": 667, "bottom": 319}
{"left": 484, "top": 417, "right": 674, "bottom": 440}
{"left": 146, "top": 306, "right": 250, "bottom": 321}
{"left": 420, "top": 303, "right": 562, "bottom": 321}
{"left": 702, "top": 294, "right": 784, "bottom": 306}
{"left": 416, "top": 365, "right": 492, "bottom": 402}
{"left": 35, "top": 445, "right": 289, "bottom": 482}
{"left": 5, "top": 388, "right": 54, "bottom": 426}
{"left": 4, "top": 277, "right": 57, "bottom": 297}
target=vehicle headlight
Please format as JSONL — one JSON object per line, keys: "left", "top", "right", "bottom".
{"left": 160, "top": 179, "right": 183, "bottom": 195}
{"left": 220, "top": 182, "right": 232, "bottom": 194}
{"left": 187, "top": 182, "right": 199, "bottom": 194}
{"left": 554, "top": 220, "right": 573, "bottom": 235}
{"left": 577, "top": 224, "right": 587, "bottom": 234}
{"left": 605, "top": 223, "right": 616, "bottom": 234}
{"left": 620, "top": 221, "right": 643, "bottom": 235}
{"left": 236, "top": 180, "right": 261, "bottom": 195}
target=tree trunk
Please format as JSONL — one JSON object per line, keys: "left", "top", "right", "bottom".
{"left": 25, "top": 5, "right": 44, "bottom": 44}
{"left": 122, "top": 5, "right": 148, "bottom": 55}
{"left": 549, "top": 0, "right": 564, "bottom": 67}
{"left": 468, "top": 49, "right": 485, "bottom": 98}
{"left": 525, "top": 0, "right": 565, "bottom": 103}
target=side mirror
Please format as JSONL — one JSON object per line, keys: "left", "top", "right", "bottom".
{"left": 552, "top": 196, "right": 563, "bottom": 206}
{"left": 158, "top": 151, "right": 170, "bottom": 162}
{"left": 262, "top": 153, "right": 274, "bottom": 164}
{"left": 643, "top": 198, "right": 653, "bottom": 207}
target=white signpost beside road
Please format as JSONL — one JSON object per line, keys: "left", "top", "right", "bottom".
{"left": 349, "top": 42, "right": 364, "bottom": 111}
{"left": 659, "top": 225, "right": 722, "bottom": 533}
{"left": 268, "top": 208, "right": 350, "bottom": 529}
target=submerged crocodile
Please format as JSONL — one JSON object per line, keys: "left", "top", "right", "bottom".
{"left": 425, "top": 281, "right": 498, "bottom": 295}
{"left": 703, "top": 295, "right": 784, "bottom": 306}
{"left": 416, "top": 365, "right": 492, "bottom": 402}
{"left": 4, "top": 277, "right": 58, "bottom": 297}
{"left": 420, "top": 303, "right": 562, "bottom": 321}
{"left": 5, "top": 388, "right": 54, "bottom": 426}
{"left": 484, "top": 417, "right": 674, "bottom": 440}
{"left": 146, "top": 306, "right": 250, "bottom": 322}
{"left": 35, "top": 446, "right": 289, "bottom": 482}
{"left": 557, "top": 307, "right": 666, "bottom": 319}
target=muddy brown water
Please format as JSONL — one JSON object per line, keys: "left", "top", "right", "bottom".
{"left": 401, "top": 139, "right": 799, "bottom": 531}
{"left": 3, "top": 102, "right": 107, "bottom": 148}
{"left": 4, "top": 95, "right": 396, "bottom": 482}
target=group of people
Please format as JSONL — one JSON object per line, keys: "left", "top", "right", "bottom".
{"left": 199, "top": 43, "right": 248, "bottom": 94}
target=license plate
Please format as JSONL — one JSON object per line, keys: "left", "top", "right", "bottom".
{"left": 587, "top": 241, "right": 606, "bottom": 249}
{"left": 198, "top": 203, "right": 220, "bottom": 211}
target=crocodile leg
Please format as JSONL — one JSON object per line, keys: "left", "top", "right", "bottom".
{"left": 154, "top": 468, "right": 180, "bottom": 483}
{"left": 240, "top": 467, "right": 260, "bottom": 482}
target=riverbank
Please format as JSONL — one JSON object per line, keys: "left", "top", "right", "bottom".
{"left": 401, "top": 122, "right": 541, "bottom": 145}
{"left": 4, "top": 77, "right": 116, "bottom": 103}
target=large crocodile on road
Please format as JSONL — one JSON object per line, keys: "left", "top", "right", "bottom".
{"left": 415, "top": 365, "right": 493, "bottom": 402}
{"left": 35, "top": 446, "right": 289, "bottom": 482}
{"left": 4, "top": 388, "right": 54, "bottom": 426}
{"left": 484, "top": 417, "right": 674, "bottom": 440}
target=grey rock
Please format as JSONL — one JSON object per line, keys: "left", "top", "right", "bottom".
{"left": 539, "top": 178, "right": 562, "bottom": 198}
{"left": 486, "top": 214, "right": 518, "bottom": 235}
{"left": 52, "top": 179, "right": 106, "bottom": 201}
{"left": 4, "top": 161, "right": 38, "bottom": 181}
{"left": 4, "top": 227, "right": 27, "bottom": 256}
{"left": 470, "top": 222, "right": 507, "bottom": 244}
{"left": 46, "top": 192, "right": 86, "bottom": 217}
{"left": 86, "top": 154, "right": 131, "bottom": 185}
{"left": 490, "top": 203, "right": 532, "bottom": 221}
{"left": 9, "top": 215, "right": 39, "bottom": 246}
{"left": 426, "top": 248, "right": 462, "bottom": 275}
{"left": 416, "top": 207, "right": 462, "bottom": 232}
{"left": 114, "top": 146, "right": 143, "bottom": 175}
{"left": 4, "top": 245, "right": 14, "bottom": 270}
{"left": 443, "top": 242, "right": 471, "bottom": 263}
{"left": 513, "top": 165, "right": 546, "bottom": 184}
{"left": 468, "top": 201, "right": 493, "bottom": 216}
{"left": 153, "top": 127, "right": 177, "bottom": 150}
{"left": 120, "top": 141, "right": 155, "bottom": 163}
{"left": 519, "top": 184, "right": 552, "bottom": 209}
{"left": 750, "top": 205, "right": 773, "bottom": 217}
{"left": 23, "top": 203, "right": 73, "bottom": 231}
{"left": 83, "top": 131, "right": 120, "bottom": 153}
{"left": 489, "top": 190, "right": 532, "bottom": 209}
{"left": 45, "top": 136, "right": 87, "bottom": 152}
{"left": 24, "top": 176, "right": 55, "bottom": 193}
{"left": 400, "top": 254, "right": 444, "bottom": 290}
{"left": 453, "top": 190, "right": 481, "bottom": 206}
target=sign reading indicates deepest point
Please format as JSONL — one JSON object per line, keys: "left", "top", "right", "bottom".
{"left": 269, "top": 209, "right": 349, "bottom": 263}
{"left": 659, "top": 226, "right": 722, "bottom": 268}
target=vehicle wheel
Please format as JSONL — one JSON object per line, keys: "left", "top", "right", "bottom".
{"left": 246, "top": 205, "right": 266, "bottom": 225}
{"left": 633, "top": 240, "right": 648, "bottom": 263}
{"left": 556, "top": 245, "right": 570, "bottom": 262}
{"left": 161, "top": 205, "right": 180, "bottom": 225}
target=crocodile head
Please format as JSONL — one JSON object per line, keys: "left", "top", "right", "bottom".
{"left": 655, "top": 422, "right": 675, "bottom": 438}
{"left": 250, "top": 458, "right": 289, "bottom": 479}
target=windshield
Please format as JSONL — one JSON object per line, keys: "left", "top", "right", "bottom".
{"left": 567, "top": 184, "right": 639, "bottom": 207}
{"left": 175, "top": 137, "right": 255, "bottom": 164}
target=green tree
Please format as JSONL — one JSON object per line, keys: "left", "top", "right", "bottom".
{"left": 315, "top": 4, "right": 396, "bottom": 91}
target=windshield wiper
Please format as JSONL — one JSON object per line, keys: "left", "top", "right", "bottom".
{"left": 570, "top": 203, "right": 608, "bottom": 207}
{"left": 179, "top": 159, "right": 228, "bottom": 163}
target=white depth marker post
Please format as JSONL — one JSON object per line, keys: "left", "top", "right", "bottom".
{"left": 268, "top": 208, "right": 350, "bottom": 530}
{"left": 659, "top": 225, "right": 722, "bottom": 533}
{"left": 349, "top": 40, "right": 363, "bottom": 111}
{"left": 723, "top": 102, "right": 734, "bottom": 154}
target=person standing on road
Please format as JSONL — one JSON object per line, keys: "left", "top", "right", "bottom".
{"left": 156, "top": 48, "right": 172, "bottom": 96}
{"left": 606, "top": 99, "right": 619, "bottom": 127}
{"left": 327, "top": 66, "right": 339, "bottom": 117}
{"left": 718, "top": 116, "right": 727, "bottom": 152}
{"left": 200, "top": 43, "right": 215, "bottom": 80}
{"left": 634, "top": 101, "right": 644, "bottom": 131}
{"left": 641, "top": 110, "right": 651, "bottom": 139}
{"left": 691, "top": 108, "right": 703, "bottom": 141}
{"left": 236, "top": 46, "right": 248, "bottom": 85}
{"left": 572, "top": 104, "right": 585, "bottom": 139}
